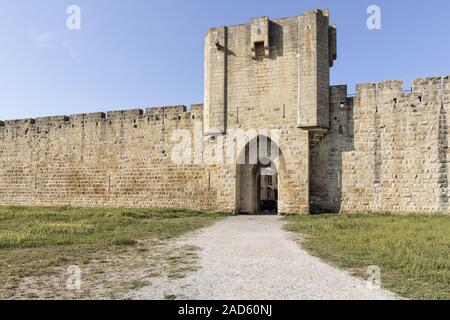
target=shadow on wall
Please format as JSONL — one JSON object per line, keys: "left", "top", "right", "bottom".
{"left": 269, "top": 21, "right": 284, "bottom": 59}
{"left": 310, "top": 86, "right": 355, "bottom": 214}
{"left": 438, "top": 100, "right": 449, "bottom": 212}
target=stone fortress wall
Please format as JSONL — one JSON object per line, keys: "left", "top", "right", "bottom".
{"left": 311, "top": 77, "right": 450, "bottom": 214}
{"left": 341, "top": 77, "right": 450, "bottom": 213}
{"left": 0, "top": 9, "right": 449, "bottom": 214}
{"left": 0, "top": 106, "right": 219, "bottom": 211}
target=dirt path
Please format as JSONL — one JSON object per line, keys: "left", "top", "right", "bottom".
{"left": 130, "top": 215, "right": 396, "bottom": 300}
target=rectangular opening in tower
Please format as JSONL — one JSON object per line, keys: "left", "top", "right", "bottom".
{"left": 254, "top": 41, "right": 265, "bottom": 61}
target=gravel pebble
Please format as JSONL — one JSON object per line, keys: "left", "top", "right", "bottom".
{"left": 131, "top": 215, "right": 397, "bottom": 300}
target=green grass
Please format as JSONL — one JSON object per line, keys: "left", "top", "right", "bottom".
{"left": 0, "top": 206, "right": 225, "bottom": 249}
{"left": 284, "top": 214, "right": 450, "bottom": 300}
{"left": 0, "top": 206, "right": 228, "bottom": 299}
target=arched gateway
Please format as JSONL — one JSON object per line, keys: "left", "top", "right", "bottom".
{"left": 236, "top": 136, "right": 281, "bottom": 215}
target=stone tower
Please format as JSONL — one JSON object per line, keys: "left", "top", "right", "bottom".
{"left": 204, "top": 9, "right": 336, "bottom": 134}
{"left": 203, "top": 9, "right": 337, "bottom": 214}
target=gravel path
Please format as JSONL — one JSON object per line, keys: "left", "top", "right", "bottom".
{"left": 132, "top": 215, "right": 396, "bottom": 300}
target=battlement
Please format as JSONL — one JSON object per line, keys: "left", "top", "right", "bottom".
{"left": 330, "top": 85, "right": 348, "bottom": 97}
{"left": 107, "top": 109, "right": 143, "bottom": 120}
{"left": 352, "top": 75, "right": 450, "bottom": 108}
{"left": 3, "top": 119, "right": 36, "bottom": 129}
{"left": 35, "top": 115, "right": 70, "bottom": 125}
{"left": 355, "top": 75, "right": 450, "bottom": 97}
{"left": 0, "top": 104, "right": 204, "bottom": 130}
{"left": 70, "top": 112, "right": 106, "bottom": 123}
{"left": 330, "top": 85, "right": 354, "bottom": 108}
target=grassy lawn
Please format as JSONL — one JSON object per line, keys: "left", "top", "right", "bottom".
{"left": 0, "top": 206, "right": 227, "bottom": 299}
{"left": 284, "top": 214, "right": 450, "bottom": 300}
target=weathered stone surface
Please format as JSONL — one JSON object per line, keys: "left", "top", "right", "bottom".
{"left": 0, "top": 107, "right": 217, "bottom": 210}
{"left": 340, "top": 77, "right": 450, "bottom": 214}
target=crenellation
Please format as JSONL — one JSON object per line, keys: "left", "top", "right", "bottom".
{"left": 1, "top": 105, "right": 204, "bottom": 130}
{"left": 161, "top": 106, "right": 187, "bottom": 119}
{"left": 145, "top": 106, "right": 164, "bottom": 116}
{"left": 377, "top": 80, "right": 403, "bottom": 94}
{"left": 145, "top": 105, "right": 185, "bottom": 115}
{"left": 190, "top": 104, "right": 204, "bottom": 120}
{"left": 35, "top": 115, "right": 70, "bottom": 125}
{"left": 353, "top": 78, "right": 444, "bottom": 107}
{"left": 143, "top": 105, "right": 202, "bottom": 124}
{"left": 106, "top": 109, "right": 143, "bottom": 120}
{"left": 330, "top": 85, "right": 347, "bottom": 98}
{"left": 4, "top": 118, "right": 35, "bottom": 127}
{"left": 412, "top": 76, "right": 444, "bottom": 103}
{"left": 377, "top": 80, "right": 403, "bottom": 110}
{"left": 70, "top": 112, "right": 106, "bottom": 123}
{"left": 441, "top": 76, "right": 450, "bottom": 103}
{"left": 355, "top": 82, "right": 377, "bottom": 96}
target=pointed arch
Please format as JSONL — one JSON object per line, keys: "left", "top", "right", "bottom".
{"left": 235, "top": 135, "right": 285, "bottom": 215}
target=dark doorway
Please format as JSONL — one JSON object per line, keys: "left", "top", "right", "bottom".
{"left": 259, "top": 171, "right": 278, "bottom": 215}
{"left": 236, "top": 135, "right": 280, "bottom": 215}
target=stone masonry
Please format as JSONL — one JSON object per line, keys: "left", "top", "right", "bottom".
{"left": 0, "top": 9, "right": 449, "bottom": 214}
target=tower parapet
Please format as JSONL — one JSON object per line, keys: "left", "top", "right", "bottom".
{"left": 203, "top": 10, "right": 337, "bottom": 136}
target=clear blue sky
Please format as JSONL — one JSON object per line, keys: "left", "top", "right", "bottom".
{"left": 0, "top": 0, "right": 449, "bottom": 120}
